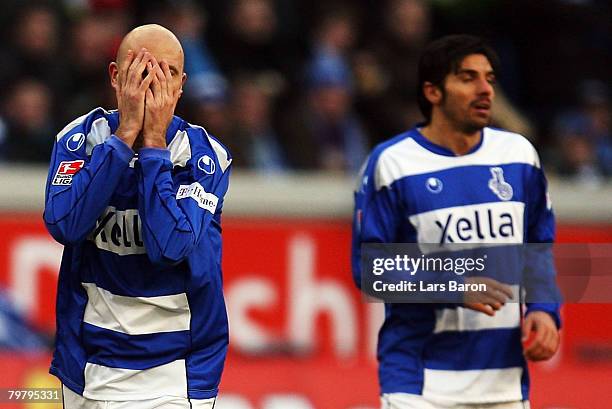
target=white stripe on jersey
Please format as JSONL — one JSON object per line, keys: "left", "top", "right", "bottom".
{"left": 423, "top": 367, "right": 523, "bottom": 404}
{"left": 83, "top": 359, "right": 188, "bottom": 400}
{"left": 168, "top": 130, "right": 192, "bottom": 167}
{"left": 55, "top": 107, "right": 109, "bottom": 141}
{"left": 433, "top": 296, "right": 520, "bottom": 334}
{"left": 408, "top": 202, "right": 525, "bottom": 246}
{"left": 189, "top": 123, "right": 232, "bottom": 172}
{"left": 85, "top": 117, "right": 112, "bottom": 156}
{"left": 82, "top": 283, "right": 191, "bottom": 335}
{"left": 375, "top": 128, "right": 540, "bottom": 190}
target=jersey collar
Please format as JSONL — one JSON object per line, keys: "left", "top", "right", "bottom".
{"left": 410, "top": 124, "right": 485, "bottom": 157}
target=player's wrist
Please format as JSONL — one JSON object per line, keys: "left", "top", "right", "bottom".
{"left": 142, "top": 132, "right": 166, "bottom": 148}
{"left": 115, "top": 125, "right": 140, "bottom": 146}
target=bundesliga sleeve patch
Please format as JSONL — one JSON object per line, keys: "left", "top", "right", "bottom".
{"left": 52, "top": 160, "right": 85, "bottom": 186}
{"left": 176, "top": 182, "right": 219, "bottom": 214}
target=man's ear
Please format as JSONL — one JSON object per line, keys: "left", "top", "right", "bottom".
{"left": 423, "top": 81, "right": 443, "bottom": 106}
{"left": 109, "top": 62, "right": 119, "bottom": 89}
{"left": 179, "top": 72, "right": 187, "bottom": 98}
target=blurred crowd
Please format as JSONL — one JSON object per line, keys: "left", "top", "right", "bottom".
{"left": 0, "top": 0, "right": 610, "bottom": 180}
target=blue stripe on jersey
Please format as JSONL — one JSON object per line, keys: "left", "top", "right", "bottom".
{"left": 377, "top": 304, "right": 435, "bottom": 395}
{"left": 424, "top": 327, "right": 524, "bottom": 370}
{"left": 391, "top": 163, "right": 534, "bottom": 217}
{"left": 83, "top": 323, "right": 190, "bottom": 370}
{"left": 79, "top": 244, "right": 188, "bottom": 297}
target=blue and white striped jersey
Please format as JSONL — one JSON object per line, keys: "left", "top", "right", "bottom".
{"left": 352, "top": 126, "right": 561, "bottom": 404}
{"left": 44, "top": 107, "right": 231, "bottom": 401}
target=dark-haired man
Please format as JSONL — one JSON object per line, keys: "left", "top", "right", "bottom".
{"left": 352, "top": 35, "right": 560, "bottom": 409}
{"left": 44, "top": 25, "right": 231, "bottom": 408}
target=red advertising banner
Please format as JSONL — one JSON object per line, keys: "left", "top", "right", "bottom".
{"left": 0, "top": 215, "right": 611, "bottom": 408}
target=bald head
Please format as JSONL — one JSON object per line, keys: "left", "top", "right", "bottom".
{"left": 116, "top": 24, "right": 184, "bottom": 73}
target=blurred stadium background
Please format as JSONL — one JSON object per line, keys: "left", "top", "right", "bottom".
{"left": 0, "top": 0, "right": 610, "bottom": 408}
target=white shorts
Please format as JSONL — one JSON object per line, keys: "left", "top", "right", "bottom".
{"left": 62, "top": 386, "right": 216, "bottom": 409}
{"left": 381, "top": 393, "right": 531, "bottom": 409}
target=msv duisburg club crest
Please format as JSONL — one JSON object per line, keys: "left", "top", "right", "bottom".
{"left": 488, "top": 167, "right": 513, "bottom": 201}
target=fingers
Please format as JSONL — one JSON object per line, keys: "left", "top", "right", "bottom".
{"left": 465, "top": 277, "right": 513, "bottom": 307}
{"left": 119, "top": 49, "right": 134, "bottom": 89}
{"left": 523, "top": 316, "right": 559, "bottom": 361}
{"left": 161, "top": 60, "right": 172, "bottom": 80}
{"left": 522, "top": 315, "right": 535, "bottom": 341}
{"left": 464, "top": 302, "right": 496, "bottom": 317}
{"left": 126, "top": 48, "right": 145, "bottom": 87}
{"left": 473, "top": 292, "right": 503, "bottom": 310}
{"left": 139, "top": 65, "right": 157, "bottom": 93}
{"left": 481, "top": 277, "right": 514, "bottom": 301}
{"left": 143, "top": 56, "right": 167, "bottom": 99}
{"left": 525, "top": 334, "right": 550, "bottom": 361}
{"left": 491, "top": 281, "right": 514, "bottom": 300}
{"left": 127, "top": 48, "right": 153, "bottom": 90}
{"left": 161, "top": 60, "right": 172, "bottom": 97}
{"left": 149, "top": 62, "right": 162, "bottom": 97}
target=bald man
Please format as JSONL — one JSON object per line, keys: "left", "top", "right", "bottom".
{"left": 44, "top": 25, "right": 231, "bottom": 409}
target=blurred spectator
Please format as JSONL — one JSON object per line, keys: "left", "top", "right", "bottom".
{"left": 0, "top": 0, "right": 607, "bottom": 176}
{"left": 182, "top": 77, "right": 231, "bottom": 139}
{"left": 211, "top": 0, "right": 296, "bottom": 95}
{"left": 159, "top": 1, "right": 228, "bottom": 104}
{"left": 227, "top": 78, "right": 286, "bottom": 173}
{"left": 64, "top": 11, "right": 128, "bottom": 120}
{"left": 354, "top": 0, "right": 431, "bottom": 142}
{"left": 0, "top": 5, "right": 67, "bottom": 113}
{"left": 279, "top": 58, "right": 368, "bottom": 173}
{"left": 310, "top": 7, "right": 357, "bottom": 76}
{"left": 0, "top": 79, "right": 54, "bottom": 163}
{"left": 554, "top": 80, "right": 612, "bottom": 184}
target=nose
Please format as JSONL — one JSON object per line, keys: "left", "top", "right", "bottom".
{"left": 477, "top": 77, "right": 494, "bottom": 96}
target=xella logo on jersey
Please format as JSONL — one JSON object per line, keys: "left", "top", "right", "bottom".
{"left": 89, "top": 207, "right": 146, "bottom": 255}
{"left": 409, "top": 202, "right": 525, "bottom": 245}
{"left": 52, "top": 160, "right": 85, "bottom": 185}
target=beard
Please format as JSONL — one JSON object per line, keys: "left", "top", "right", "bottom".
{"left": 440, "top": 97, "right": 491, "bottom": 134}
{"left": 460, "top": 116, "right": 489, "bottom": 134}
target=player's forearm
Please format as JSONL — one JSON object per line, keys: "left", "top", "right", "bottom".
{"left": 136, "top": 148, "right": 199, "bottom": 265}
{"left": 44, "top": 136, "right": 133, "bottom": 244}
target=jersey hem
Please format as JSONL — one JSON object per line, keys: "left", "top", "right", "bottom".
{"left": 422, "top": 393, "right": 525, "bottom": 405}
{"left": 50, "top": 366, "right": 83, "bottom": 396}
{"left": 188, "top": 388, "right": 219, "bottom": 400}
{"left": 50, "top": 365, "right": 219, "bottom": 401}
{"left": 380, "top": 386, "right": 525, "bottom": 405}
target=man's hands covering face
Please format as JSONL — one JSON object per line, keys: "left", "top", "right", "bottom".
{"left": 113, "top": 48, "right": 181, "bottom": 150}
{"left": 142, "top": 57, "right": 181, "bottom": 149}
{"left": 113, "top": 48, "right": 156, "bottom": 147}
